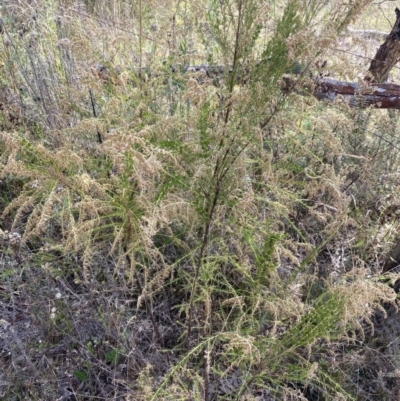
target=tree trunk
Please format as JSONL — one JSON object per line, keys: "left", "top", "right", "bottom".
{"left": 367, "top": 7, "right": 400, "bottom": 83}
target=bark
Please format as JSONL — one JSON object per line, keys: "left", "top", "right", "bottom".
{"left": 282, "top": 76, "right": 400, "bottom": 109}
{"left": 367, "top": 7, "right": 400, "bottom": 83}
{"left": 383, "top": 241, "right": 400, "bottom": 273}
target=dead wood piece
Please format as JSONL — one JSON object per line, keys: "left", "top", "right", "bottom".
{"left": 282, "top": 76, "right": 400, "bottom": 109}
{"left": 368, "top": 7, "right": 400, "bottom": 83}
{"left": 383, "top": 239, "right": 400, "bottom": 273}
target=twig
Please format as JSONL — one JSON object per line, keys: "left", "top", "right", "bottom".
{"left": 89, "top": 89, "right": 103, "bottom": 144}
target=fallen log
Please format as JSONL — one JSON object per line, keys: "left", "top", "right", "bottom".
{"left": 282, "top": 76, "right": 400, "bottom": 109}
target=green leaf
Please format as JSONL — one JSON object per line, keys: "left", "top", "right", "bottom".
{"left": 105, "top": 348, "right": 122, "bottom": 365}
{"left": 73, "top": 370, "right": 88, "bottom": 382}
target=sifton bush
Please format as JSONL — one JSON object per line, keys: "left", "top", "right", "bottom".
{"left": 0, "top": 0, "right": 399, "bottom": 400}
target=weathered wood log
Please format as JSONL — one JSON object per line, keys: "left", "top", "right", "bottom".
{"left": 282, "top": 76, "right": 400, "bottom": 109}
{"left": 367, "top": 7, "right": 400, "bottom": 83}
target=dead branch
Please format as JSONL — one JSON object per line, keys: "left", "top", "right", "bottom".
{"left": 346, "top": 27, "right": 387, "bottom": 41}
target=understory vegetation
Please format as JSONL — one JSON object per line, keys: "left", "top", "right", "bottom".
{"left": 0, "top": 0, "right": 400, "bottom": 400}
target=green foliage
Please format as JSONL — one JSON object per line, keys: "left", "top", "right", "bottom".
{"left": 105, "top": 347, "right": 124, "bottom": 365}
{"left": 73, "top": 370, "right": 88, "bottom": 382}
{"left": 257, "top": 0, "right": 304, "bottom": 86}
{"left": 280, "top": 292, "right": 346, "bottom": 351}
